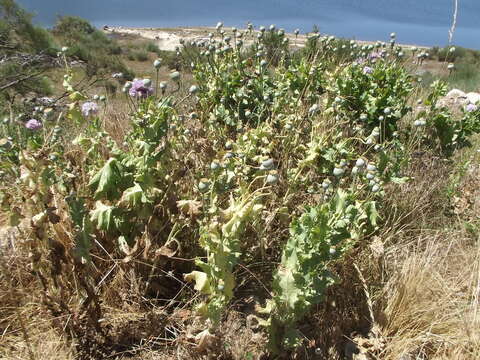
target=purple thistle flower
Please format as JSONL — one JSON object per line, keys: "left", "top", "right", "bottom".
{"left": 129, "top": 79, "right": 154, "bottom": 98}
{"left": 363, "top": 66, "right": 373, "bottom": 74}
{"left": 81, "top": 101, "right": 99, "bottom": 117}
{"left": 466, "top": 103, "right": 478, "bottom": 113}
{"left": 353, "top": 58, "right": 366, "bottom": 66}
{"left": 25, "top": 119, "right": 42, "bottom": 131}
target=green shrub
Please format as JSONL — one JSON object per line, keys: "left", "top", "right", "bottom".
{"left": 145, "top": 41, "right": 161, "bottom": 54}
{"left": 329, "top": 60, "right": 413, "bottom": 140}
{"left": 447, "top": 62, "right": 480, "bottom": 92}
{"left": 0, "top": 0, "right": 57, "bottom": 105}
{"left": 53, "top": 15, "right": 133, "bottom": 77}
{"left": 432, "top": 45, "right": 480, "bottom": 63}
{"left": 134, "top": 50, "right": 149, "bottom": 62}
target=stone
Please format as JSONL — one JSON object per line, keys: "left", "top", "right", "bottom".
{"left": 466, "top": 92, "right": 480, "bottom": 105}
{"left": 437, "top": 88, "right": 468, "bottom": 109}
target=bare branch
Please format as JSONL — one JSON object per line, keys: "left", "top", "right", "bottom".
{"left": 448, "top": 0, "right": 458, "bottom": 45}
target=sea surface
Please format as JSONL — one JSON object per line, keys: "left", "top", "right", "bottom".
{"left": 17, "top": 0, "right": 480, "bottom": 49}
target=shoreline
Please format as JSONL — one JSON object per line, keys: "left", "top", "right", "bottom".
{"left": 103, "top": 25, "right": 430, "bottom": 52}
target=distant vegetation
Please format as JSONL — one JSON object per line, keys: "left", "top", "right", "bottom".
{"left": 0, "top": 0, "right": 57, "bottom": 106}
{"left": 52, "top": 15, "right": 134, "bottom": 79}
{"left": 423, "top": 45, "right": 480, "bottom": 92}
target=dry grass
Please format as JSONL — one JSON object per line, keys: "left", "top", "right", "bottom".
{"left": 380, "top": 231, "right": 480, "bottom": 360}
{"left": 1, "top": 327, "right": 75, "bottom": 360}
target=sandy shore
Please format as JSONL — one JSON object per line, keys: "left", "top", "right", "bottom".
{"left": 104, "top": 26, "right": 310, "bottom": 51}
{"left": 103, "top": 26, "right": 428, "bottom": 52}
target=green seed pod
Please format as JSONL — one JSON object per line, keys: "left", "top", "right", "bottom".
{"left": 266, "top": 173, "right": 279, "bottom": 185}
{"left": 333, "top": 167, "right": 345, "bottom": 177}
{"left": 355, "top": 158, "right": 366, "bottom": 167}
{"left": 210, "top": 161, "right": 220, "bottom": 170}
{"left": 260, "top": 158, "right": 274, "bottom": 170}
{"left": 189, "top": 85, "right": 198, "bottom": 94}
{"left": 170, "top": 71, "right": 180, "bottom": 81}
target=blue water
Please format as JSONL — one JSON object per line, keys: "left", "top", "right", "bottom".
{"left": 16, "top": 0, "right": 480, "bottom": 49}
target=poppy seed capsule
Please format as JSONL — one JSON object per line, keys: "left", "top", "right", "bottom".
{"left": 414, "top": 119, "right": 426, "bottom": 127}
{"left": 170, "top": 71, "right": 180, "bottom": 81}
{"left": 260, "top": 158, "right": 274, "bottom": 170}
{"left": 333, "top": 167, "right": 345, "bottom": 177}
{"left": 154, "top": 59, "right": 162, "bottom": 68}
{"left": 189, "top": 85, "right": 198, "bottom": 94}
{"left": 355, "top": 158, "right": 366, "bottom": 167}
{"left": 309, "top": 104, "right": 319, "bottom": 114}
{"left": 198, "top": 179, "right": 210, "bottom": 193}
{"left": 266, "top": 173, "right": 279, "bottom": 185}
